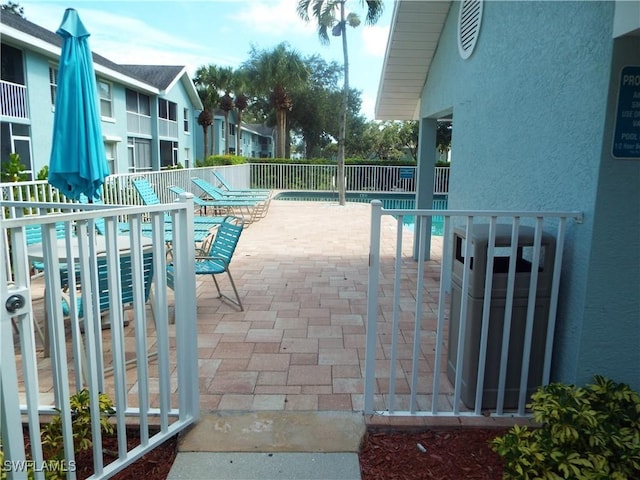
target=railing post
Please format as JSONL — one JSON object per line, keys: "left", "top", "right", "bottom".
{"left": 173, "top": 193, "right": 199, "bottom": 422}
{"left": 364, "top": 200, "right": 383, "bottom": 415}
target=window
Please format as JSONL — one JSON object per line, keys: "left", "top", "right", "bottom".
{"left": 49, "top": 66, "right": 58, "bottom": 106}
{"left": 127, "top": 137, "right": 152, "bottom": 172}
{"left": 184, "top": 147, "right": 190, "bottom": 168}
{"left": 230, "top": 124, "right": 236, "bottom": 136}
{"left": 126, "top": 89, "right": 150, "bottom": 115}
{"left": 98, "top": 80, "right": 113, "bottom": 118}
{"left": 1, "top": 44, "right": 25, "bottom": 84}
{"left": 1, "top": 122, "right": 33, "bottom": 179}
{"left": 183, "top": 108, "right": 190, "bottom": 133}
{"left": 158, "top": 99, "right": 177, "bottom": 121}
{"left": 160, "top": 140, "right": 178, "bottom": 168}
{"left": 105, "top": 141, "right": 117, "bottom": 174}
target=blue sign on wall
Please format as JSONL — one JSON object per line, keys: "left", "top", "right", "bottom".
{"left": 399, "top": 167, "right": 414, "bottom": 179}
{"left": 612, "top": 66, "right": 640, "bottom": 159}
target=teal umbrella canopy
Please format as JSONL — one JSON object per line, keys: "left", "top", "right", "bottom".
{"left": 48, "top": 8, "right": 109, "bottom": 201}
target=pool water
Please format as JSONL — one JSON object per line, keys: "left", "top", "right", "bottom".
{"left": 273, "top": 191, "right": 447, "bottom": 235}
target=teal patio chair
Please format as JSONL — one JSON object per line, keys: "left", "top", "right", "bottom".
{"left": 57, "top": 248, "right": 156, "bottom": 369}
{"left": 26, "top": 222, "right": 73, "bottom": 275}
{"left": 211, "top": 170, "right": 272, "bottom": 197}
{"left": 131, "top": 178, "right": 221, "bottom": 230}
{"left": 167, "top": 215, "right": 245, "bottom": 311}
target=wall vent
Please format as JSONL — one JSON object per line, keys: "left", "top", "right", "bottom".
{"left": 458, "top": 0, "right": 483, "bottom": 59}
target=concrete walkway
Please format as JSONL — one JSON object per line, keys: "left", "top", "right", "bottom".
{"left": 168, "top": 411, "right": 365, "bottom": 479}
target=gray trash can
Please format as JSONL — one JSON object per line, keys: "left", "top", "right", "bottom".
{"left": 446, "top": 224, "right": 556, "bottom": 409}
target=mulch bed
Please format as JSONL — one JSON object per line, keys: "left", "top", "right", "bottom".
{"left": 23, "top": 427, "right": 177, "bottom": 480}
{"left": 358, "top": 428, "right": 509, "bottom": 480}
{"left": 78, "top": 434, "right": 177, "bottom": 480}
{"left": 22, "top": 426, "right": 509, "bottom": 479}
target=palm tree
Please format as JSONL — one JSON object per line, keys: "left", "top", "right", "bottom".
{"left": 194, "top": 65, "right": 223, "bottom": 156}
{"left": 217, "top": 66, "right": 235, "bottom": 155}
{"left": 232, "top": 69, "right": 250, "bottom": 156}
{"left": 196, "top": 110, "right": 213, "bottom": 158}
{"left": 242, "top": 43, "right": 309, "bottom": 159}
{"left": 297, "top": 0, "right": 384, "bottom": 205}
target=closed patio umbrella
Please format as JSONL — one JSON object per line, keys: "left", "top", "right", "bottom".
{"left": 48, "top": 8, "right": 109, "bottom": 201}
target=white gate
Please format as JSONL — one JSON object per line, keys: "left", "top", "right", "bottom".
{"left": 364, "top": 200, "right": 583, "bottom": 418}
{"left": 1, "top": 197, "right": 199, "bottom": 479}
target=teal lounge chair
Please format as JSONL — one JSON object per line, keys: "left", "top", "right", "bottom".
{"left": 132, "top": 178, "right": 222, "bottom": 230}
{"left": 211, "top": 170, "right": 271, "bottom": 197}
{"left": 191, "top": 178, "right": 269, "bottom": 222}
{"left": 167, "top": 215, "right": 245, "bottom": 311}
{"left": 196, "top": 176, "right": 270, "bottom": 200}
{"left": 168, "top": 185, "right": 260, "bottom": 224}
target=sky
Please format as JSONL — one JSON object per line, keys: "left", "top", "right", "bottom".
{"left": 16, "top": 0, "right": 394, "bottom": 120}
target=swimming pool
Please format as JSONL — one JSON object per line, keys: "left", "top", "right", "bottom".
{"left": 273, "top": 191, "right": 447, "bottom": 235}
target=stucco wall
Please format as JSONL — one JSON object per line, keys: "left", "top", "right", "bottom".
{"left": 24, "top": 50, "right": 56, "bottom": 174}
{"left": 580, "top": 35, "right": 640, "bottom": 389}
{"left": 162, "top": 78, "right": 197, "bottom": 168}
{"left": 420, "top": 1, "right": 639, "bottom": 389}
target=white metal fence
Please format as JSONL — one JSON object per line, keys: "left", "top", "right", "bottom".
{"left": 1, "top": 197, "right": 199, "bottom": 479}
{"left": 250, "top": 163, "right": 449, "bottom": 194}
{"left": 365, "top": 201, "right": 583, "bottom": 417}
{"left": 2, "top": 164, "right": 448, "bottom": 216}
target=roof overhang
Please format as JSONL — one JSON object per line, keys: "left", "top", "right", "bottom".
{"left": 166, "top": 68, "right": 203, "bottom": 110}
{"left": 375, "top": 0, "right": 451, "bottom": 121}
{"left": 0, "top": 23, "right": 157, "bottom": 94}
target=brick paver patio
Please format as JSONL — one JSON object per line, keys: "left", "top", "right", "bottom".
{"left": 21, "top": 197, "right": 449, "bottom": 417}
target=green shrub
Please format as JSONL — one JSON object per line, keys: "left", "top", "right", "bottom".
{"left": 1, "top": 152, "right": 28, "bottom": 182}
{"left": 491, "top": 375, "right": 640, "bottom": 479}
{"left": 41, "top": 389, "right": 115, "bottom": 478}
{"left": 0, "top": 440, "right": 5, "bottom": 480}
{"left": 197, "top": 154, "right": 247, "bottom": 166}
{"left": 36, "top": 165, "right": 49, "bottom": 180}
{"left": 0, "top": 390, "right": 113, "bottom": 479}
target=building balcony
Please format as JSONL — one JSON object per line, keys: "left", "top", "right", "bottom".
{"left": 1, "top": 79, "right": 28, "bottom": 118}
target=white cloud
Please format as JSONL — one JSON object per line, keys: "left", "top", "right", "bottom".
{"left": 362, "top": 24, "right": 389, "bottom": 57}
{"left": 20, "top": 3, "right": 222, "bottom": 74}
{"left": 360, "top": 92, "right": 377, "bottom": 121}
{"left": 229, "top": 0, "right": 315, "bottom": 37}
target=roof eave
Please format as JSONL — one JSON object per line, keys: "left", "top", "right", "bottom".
{"left": 375, "top": 0, "right": 451, "bottom": 121}
{"left": 1, "top": 24, "right": 158, "bottom": 94}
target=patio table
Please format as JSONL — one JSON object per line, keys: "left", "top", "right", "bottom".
{"left": 27, "top": 234, "right": 154, "bottom": 359}
{"left": 27, "top": 235, "right": 153, "bottom": 263}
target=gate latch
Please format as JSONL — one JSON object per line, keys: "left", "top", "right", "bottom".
{"left": 6, "top": 294, "right": 26, "bottom": 313}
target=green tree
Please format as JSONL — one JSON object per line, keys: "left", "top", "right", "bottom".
{"left": 1, "top": 1, "right": 24, "bottom": 17}
{"left": 297, "top": 0, "right": 384, "bottom": 205}
{"left": 242, "top": 43, "right": 309, "bottom": 159}
{"left": 288, "top": 55, "right": 342, "bottom": 158}
{"left": 398, "top": 120, "right": 419, "bottom": 161}
{"left": 436, "top": 121, "right": 452, "bottom": 162}
{"left": 373, "top": 121, "right": 404, "bottom": 161}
